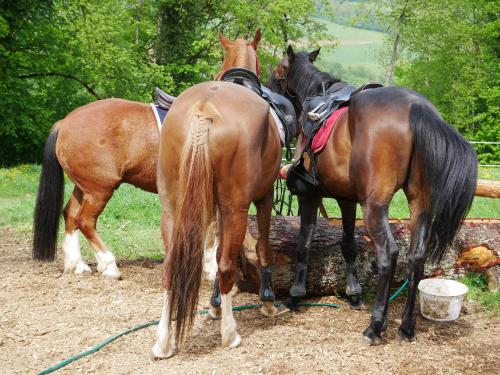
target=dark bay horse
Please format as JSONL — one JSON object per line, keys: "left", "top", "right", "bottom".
{"left": 33, "top": 98, "right": 161, "bottom": 279}
{"left": 276, "top": 46, "right": 477, "bottom": 345}
{"left": 152, "top": 31, "right": 283, "bottom": 358}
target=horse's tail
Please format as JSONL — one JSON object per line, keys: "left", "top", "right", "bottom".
{"left": 409, "top": 102, "right": 477, "bottom": 262}
{"left": 33, "top": 128, "right": 65, "bottom": 261}
{"left": 166, "top": 100, "right": 218, "bottom": 343}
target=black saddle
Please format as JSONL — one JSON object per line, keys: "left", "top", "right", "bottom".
{"left": 221, "top": 68, "right": 297, "bottom": 149}
{"left": 301, "top": 82, "right": 383, "bottom": 146}
{"left": 286, "top": 81, "right": 383, "bottom": 196}
{"left": 155, "top": 87, "right": 176, "bottom": 110}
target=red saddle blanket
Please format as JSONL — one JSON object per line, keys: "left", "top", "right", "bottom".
{"left": 311, "top": 106, "right": 349, "bottom": 154}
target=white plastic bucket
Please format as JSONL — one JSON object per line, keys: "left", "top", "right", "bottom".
{"left": 418, "top": 278, "right": 468, "bottom": 321}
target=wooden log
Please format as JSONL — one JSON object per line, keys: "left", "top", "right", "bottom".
{"left": 475, "top": 179, "right": 500, "bottom": 198}
{"left": 237, "top": 216, "right": 500, "bottom": 298}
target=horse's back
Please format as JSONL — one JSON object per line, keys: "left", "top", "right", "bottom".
{"left": 160, "top": 81, "right": 281, "bottom": 202}
{"left": 55, "top": 98, "right": 159, "bottom": 193}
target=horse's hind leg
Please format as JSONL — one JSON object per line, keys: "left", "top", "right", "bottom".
{"left": 217, "top": 208, "right": 248, "bottom": 348}
{"left": 76, "top": 191, "right": 120, "bottom": 279}
{"left": 152, "top": 208, "right": 177, "bottom": 359}
{"left": 399, "top": 185, "right": 429, "bottom": 341}
{"left": 361, "top": 198, "right": 399, "bottom": 345}
{"left": 254, "top": 188, "right": 277, "bottom": 317}
{"left": 62, "top": 186, "right": 91, "bottom": 274}
{"left": 337, "top": 199, "right": 363, "bottom": 308}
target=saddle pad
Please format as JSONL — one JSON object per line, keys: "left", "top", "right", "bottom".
{"left": 270, "top": 108, "right": 286, "bottom": 146}
{"left": 150, "top": 103, "right": 168, "bottom": 131}
{"left": 311, "top": 106, "right": 348, "bottom": 154}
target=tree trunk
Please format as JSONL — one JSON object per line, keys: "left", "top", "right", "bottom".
{"left": 237, "top": 216, "right": 500, "bottom": 298}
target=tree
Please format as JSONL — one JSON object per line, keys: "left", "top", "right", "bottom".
{"left": 0, "top": 0, "right": 173, "bottom": 165}
{"left": 155, "top": 0, "right": 331, "bottom": 92}
{"left": 373, "top": 0, "right": 499, "bottom": 164}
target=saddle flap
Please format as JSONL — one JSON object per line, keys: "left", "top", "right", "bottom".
{"left": 155, "top": 87, "right": 176, "bottom": 110}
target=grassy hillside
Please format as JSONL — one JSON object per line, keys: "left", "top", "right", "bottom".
{"left": 314, "top": 18, "right": 386, "bottom": 84}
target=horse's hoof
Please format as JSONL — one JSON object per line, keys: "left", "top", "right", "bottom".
{"left": 228, "top": 333, "right": 242, "bottom": 348}
{"left": 222, "top": 332, "right": 241, "bottom": 348}
{"left": 260, "top": 301, "right": 286, "bottom": 318}
{"left": 207, "top": 306, "right": 221, "bottom": 320}
{"left": 398, "top": 326, "right": 416, "bottom": 342}
{"left": 347, "top": 294, "right": 364, "bottom": 310}
{"left": 282, "top": 297, "right": 300, "bottom": 312}
{"left": 74, "top": 261, "right": 91, "bottom": 275}
{"left": 102, "top": 264, "right": 121, "bottom": 280}
{"left": 151, "top": 343, "right": 177, "bottom": 360}
{"left": 289, "top": 284, "right": 306, "bottom": 298}
{"left": 362, "top": 327, "right": 383, "bottom": 346}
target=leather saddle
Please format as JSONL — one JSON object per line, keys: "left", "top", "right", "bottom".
{"left": 301, "top": 82, "right": 383, "bottom": 147}
{"left": 155, "top": 87, "right": 176, "bottom": 110}
{"left": 221, "top": 68, "right": 297, "bottom": 149}
{"left": 286, "top": 81, "right": 383, "bottom": 196}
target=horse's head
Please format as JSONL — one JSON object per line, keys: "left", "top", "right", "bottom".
{"left": 215, "top": 29, "right": 262, "bottom": 80}
{"left": 265, "top": 62, "right": 303, "bottom": 137}
{"left": 278, "top": 45, "right": 321, "bottom": 100}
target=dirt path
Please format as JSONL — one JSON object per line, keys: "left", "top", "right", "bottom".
{"left": 1, "top": 227, "right": 498, "bottom": 374}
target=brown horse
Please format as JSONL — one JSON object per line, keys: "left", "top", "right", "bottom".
{"left": 31, "top": 31, "right": 261, "bottom": 280}
{"left": 32, "top": 98, "right": 161, "bottom": 279}
{"left": 152, "top": 30, "right": 283, "bottom": 358}
{"left": 275, "top": 46, "right": 477, "bottom": 345}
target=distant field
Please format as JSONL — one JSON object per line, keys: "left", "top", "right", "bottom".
{"left": 313, "top": 18, "right": 385, "bottom": 83}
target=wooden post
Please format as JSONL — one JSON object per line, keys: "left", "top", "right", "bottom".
{"left": 475, "top": 179, "right": 500, "bottom": 198}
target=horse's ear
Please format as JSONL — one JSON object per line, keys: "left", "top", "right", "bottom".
{"left": 252, "top": 28, "right": 262, "bottom": 49}
{"left": 218, "top": 31, "right": 232, "bottom": 49}
{"left": 309, "top": 48, "right": 321, "bottom": 62}
{"left": 287, "top": 45, "right": 295, "bottom": 63}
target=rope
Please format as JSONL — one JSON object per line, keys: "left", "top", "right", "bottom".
{"left": 36, "top": 282, "right": 408, "bottom": 375}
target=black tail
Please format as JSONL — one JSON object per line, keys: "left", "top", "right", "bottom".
{"left": 409, "top": 102, "right": 477, "bottom": 262}
{"left": 33, "top": 129, "right": 64, "bottom": 261}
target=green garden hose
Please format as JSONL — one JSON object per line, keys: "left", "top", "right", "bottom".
{"left": 36, "top": 281, "right": 408, "bottom": 375}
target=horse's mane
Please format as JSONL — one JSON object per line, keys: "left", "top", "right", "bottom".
{"left": 222, "top": 39, "right": 252, "bottom": 71}
{"left": 291, "top": 52, "right": 341, "bottom": 97}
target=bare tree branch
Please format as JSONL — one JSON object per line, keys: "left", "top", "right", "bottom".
{"left": 17, "top": 72, "right": 101, "bottom": 99}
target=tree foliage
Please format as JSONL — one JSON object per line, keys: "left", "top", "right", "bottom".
{"left": 376, "top": 0, "right": 499, "bottom": 163}
{"left": 155, "top": 0, "right": 330, "bottom": 93}
{"left": 0, "top": 0, "right": 329, "bottom": 165}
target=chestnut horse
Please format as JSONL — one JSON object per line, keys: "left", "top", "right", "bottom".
{"left": 152, "top": 31, "right": 282, "bottom": 358}
{"left": 276, "top": 46, "right": 477, "bottom": 344}
{"left": 31, "top": 31, "right": 260, "bottom": 280}
{"left": 32, "top": 98, "right": 161, "bottom": 279}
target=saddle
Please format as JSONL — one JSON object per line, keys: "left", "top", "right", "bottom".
{"left": 286, "top": 81, "right": 383, "bottom": 196}
{"left": 155, "top": 87, "right": 176, "bottom": 111}
{"left": 221, "top": 68, "right": 297, "bottom": 151}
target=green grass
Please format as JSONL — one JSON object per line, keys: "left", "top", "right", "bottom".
{"left": 0, "top": 164, "right": 164, "bottom": 261}
{"left": 458, "top": 273, "right": 500, "bottom": 313}
{"left": 282, "top": 165, "right": 500, "bottom": 219}
{"left": 0, "top": 164, "right": 499, "bottom": 261}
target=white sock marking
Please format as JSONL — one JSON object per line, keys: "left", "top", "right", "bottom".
{"left": 203, "top": 227, "right": 219, "bottom": 282}
{"left": 63, "top": 231, "right": 90, "bottom": 274}
{"left": 95, "top": 250, "right": 121, "bottom": 279}
{"left": 221, "top": 293, "right": 241, "bottom": 348}
{"left": 152, "top": 291, "right": 177, "bottom": 359}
